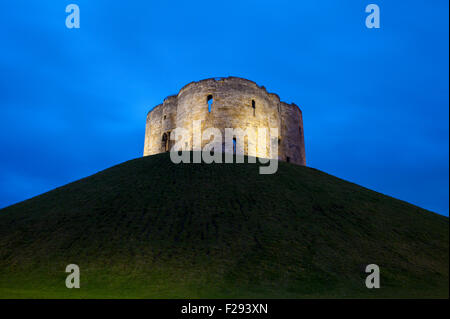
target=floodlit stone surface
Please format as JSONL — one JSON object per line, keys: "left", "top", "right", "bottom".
{"left": 144, "top": 77, "right": 306, "bottom": 165}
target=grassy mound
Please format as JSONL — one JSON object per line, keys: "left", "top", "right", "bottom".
{"left": 0, "top": 152, "right": 448, "bottom": 298}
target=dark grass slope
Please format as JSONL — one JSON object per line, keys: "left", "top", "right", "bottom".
{"left": 0, "top": 152, "right": 448, "bottom": 298}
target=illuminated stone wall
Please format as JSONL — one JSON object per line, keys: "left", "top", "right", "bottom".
{"left": 143, "top": 77, "right": 306, "bottom": 165}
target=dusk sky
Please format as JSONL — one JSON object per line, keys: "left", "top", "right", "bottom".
{"left": 0, "top": 1, "right": 448, "bottom": 215}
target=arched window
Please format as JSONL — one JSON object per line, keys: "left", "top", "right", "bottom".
{"left": 286, "top": 156, "right": 290, "bottom": 163}
{"left": 207, "top": 95, "right": 213, "bottom": 113}
{"left": 252, "top": 100, "right": 256, "bottom": 116}
{"left": 233, "top": 137, "right": 237, "bottom": 154}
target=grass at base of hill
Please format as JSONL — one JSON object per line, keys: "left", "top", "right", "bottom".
{"left": 0, "top": 153, "right": 448, "bottom": 298}
{"left": 1, "top": 267, "right": 447, "bottom": 299}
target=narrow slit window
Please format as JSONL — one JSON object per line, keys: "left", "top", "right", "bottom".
{"left": 233, "top": 138, "right": 237, "bottom": 154}
{"left": 252, "top": 100, "right": 256, "bottom": 116}
{"left": 207, "top": 95, "right": 213, "bottom": 113}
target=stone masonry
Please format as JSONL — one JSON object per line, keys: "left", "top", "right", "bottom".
{"left": 143, "top": 77, "right": 306, "bottom": 165}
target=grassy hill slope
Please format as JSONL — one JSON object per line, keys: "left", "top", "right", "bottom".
{"left": 0, "top": 152, "right": 448, "bottom": 298}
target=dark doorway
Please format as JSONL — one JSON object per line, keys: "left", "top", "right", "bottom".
{"left": 162, "top": 133, "right": 168, "bottom": 152}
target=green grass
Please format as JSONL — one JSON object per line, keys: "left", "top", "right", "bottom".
{"left": 0, "top": 152, "right": 448, "bottom": 298}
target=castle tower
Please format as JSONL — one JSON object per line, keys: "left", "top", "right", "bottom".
{"left": 144, "top": 77, "right": 306, "bottom": 165}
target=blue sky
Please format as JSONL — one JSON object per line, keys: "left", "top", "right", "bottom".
{"left": 0, "top": 1, "right": 448, "bottom": 215}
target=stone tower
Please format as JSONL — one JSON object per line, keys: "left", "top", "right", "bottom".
{"left": 143, "top": 77, "right": 306, "bottom": 165}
